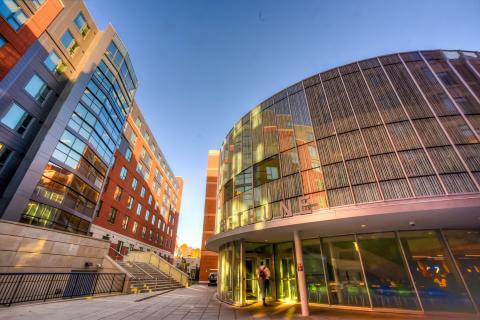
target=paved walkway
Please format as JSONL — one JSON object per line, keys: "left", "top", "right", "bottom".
{"left": 0, "top": 285, "right": 477, "bottom": 319}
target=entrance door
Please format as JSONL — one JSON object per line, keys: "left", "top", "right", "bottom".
{"left": 244, "top": 243, "right": 275, "bottom": 304}
{"left": 275, "top": 242, "right": 298, "bottom": 302}
{"left": 245, "top": 258, "right": 257, "bottom": 302}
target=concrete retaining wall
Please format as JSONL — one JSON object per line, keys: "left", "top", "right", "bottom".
{"left": 0, "top": 219, "right": 116, "bottom": 273}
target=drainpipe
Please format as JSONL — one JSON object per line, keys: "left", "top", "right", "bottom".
{"left": 293, "top": 230, "right": 309, "bottom": 316}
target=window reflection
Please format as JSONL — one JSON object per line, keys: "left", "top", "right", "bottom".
{"left": 302, "top": 239, "right": 328, "bottom": 304}
{"left": 357, "top": 232, "right": 419, "bottom": 310}
{"left": 323, "top": 235, "right": 370, "bottom": 307}
{"left": 443, "top": 230, "right": 480, "bottom": 309}
{"left": 399, "top": 230, "right": 474, "bottom": 312}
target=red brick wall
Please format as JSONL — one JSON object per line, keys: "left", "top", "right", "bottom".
{"left": 0, "top": 0, "right": 63, "bottom": 79}
{"left": 199, "top": 151, "right": 219, "bottom": 282}
{"left": 93, "top": 113, "right": 183, "bottom": 259}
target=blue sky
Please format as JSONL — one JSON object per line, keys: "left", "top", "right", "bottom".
{"left": 85, "top": 0, "right": 479, "bottom": 248}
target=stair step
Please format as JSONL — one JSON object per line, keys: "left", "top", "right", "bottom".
{"left": 117, "top": 259, "right": 184, "bottom": 294}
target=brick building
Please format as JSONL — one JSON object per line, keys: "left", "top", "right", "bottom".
{"left": 199, "top": 150, "right": 219, "bottom": 282}
{"left": 0, "top": 0, "right": 141, "bottom": 235}
{"left": 91, "top": 102, "right": 183, "bottom": 262}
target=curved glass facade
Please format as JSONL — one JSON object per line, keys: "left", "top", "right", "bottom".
{"left": 217, "top": 229, "right": 480, "bottom": 313}
{"left": 213, "top": 50, "right": 480, "bottom": 314}
{"left": 216, "top": 50, "right": 480, "bottom": 233}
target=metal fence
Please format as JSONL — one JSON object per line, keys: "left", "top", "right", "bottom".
{"left": 0, "top": 273, "right": 126, "bottom": 306}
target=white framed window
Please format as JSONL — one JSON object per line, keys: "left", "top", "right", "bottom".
{"left": 1, "top": 102, "right": 32, "bottom": 135}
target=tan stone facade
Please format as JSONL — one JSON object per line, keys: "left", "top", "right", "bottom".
{"left": 199, "top": 150, "right": 219, "bottom": 282}
{"left": 0, "top": 219, "right": 120, "bottom": 273}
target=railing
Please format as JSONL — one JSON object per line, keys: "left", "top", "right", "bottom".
{"left": 0, "top": 272, "right": 126, "bottom": 306}
{"left": 110, "top": 247, "right": 153, "bottom": 281}
{"left": 125, "top": 251, "right": 190, "bottom": 288}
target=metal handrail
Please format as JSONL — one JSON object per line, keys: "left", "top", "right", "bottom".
{"left": 0, "top": 272, "right": 125, "bottom": 306}
{"left": 148, "top": 253, "right": 190, "bottom": 280}
{"left": 110, "top": 247, "right": 154, "bottom": 280}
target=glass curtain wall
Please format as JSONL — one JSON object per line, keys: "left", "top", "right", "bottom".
{"left": 216, "top": 50, "right": 480, "bottom": 236}
{"left": 398, "top": 230, "right": 475, "bottom": 313}
{"left": 322, "top": 235, "right": 370, "bottom": 307}
{"left": 357, "top": 232, "right": 419, "bottom": 310}
{"left": 302, "top": 238, "right": 328, "bottom": 304}
{"left": 219, "top": 230, "right": 479, "bottom": 313}
{"left": 443, "top": 230, "right": 480, "bottom": 309}
{"left": 218, "top": 241, "right": 241, "bottom": 304}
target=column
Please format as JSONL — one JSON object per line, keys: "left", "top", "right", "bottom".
{"left": 293, "top": 230, "right": 309, "bottom": 316}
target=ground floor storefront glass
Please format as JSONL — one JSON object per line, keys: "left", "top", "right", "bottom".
{"left": 217, "top": 229, "right": 479, "bottom": 314}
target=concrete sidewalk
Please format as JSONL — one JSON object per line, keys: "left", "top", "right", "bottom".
{"left": 0, "top": 285, "right": 475, "bottom": 319}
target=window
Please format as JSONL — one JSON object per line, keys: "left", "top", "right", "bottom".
{"left": 1, "top": 102, "right": 32, "bottom": 135}
{"left": 113, "top": 185, "right": 122, "bottom": 201}
{"left": 145, "top": 209, "right": 150, "bottom": 221}
{"left": 136, "top": 203, "right": 142, "bottom": 215}
{"left": 399, "top": 230, "right": 474, "bottom": 312}
{"left": 43, "top": 51, "right": 66, "bottom": 76}
{"left": 140, "top": 186, "right": 145, "bottom": 198}
{"left": 125, "top": 147, "right": 132, "bottom": 161}
{"left": 95, "top": 200, "right": 103, "bottom": 217}
{"left": 148, "top": 194, "right": 153, "bottom": 205}
{"left": 253, "top": 155, "right": 280, "bottom": 187}
{"left": 141, "top": 227, "right": 146, "bottom": 239}
{"left": 24, "top": 74, "right": 51, "bottom": 104}
{"left": 106, "top": 41, "right": 123, "bottom": 67}
{"left": 0, "top": 0, "right": 27, "bottom": 30}
{"left": 30, "top": 0, "right": 45, "bottom": 9}
{"left": 132, "top": 221, "right": 138, "bottom": 234}
{"left": 119, "top": 166, "right": 127, "bottom": 180}
{"left": 107, "top": 207, "right": 117, "bottom": 224}
{"left": 151, "top": 215, "right": 156, "bottom": 225}
{"left": 127, "top": 196, "right": 134, "bottom": 209}
{"left": 131, "top": 178, "right": 138, "bottom": 190}
{"left": 74, "top": 12, "right": 89, "bottom": 37}
{"left": 60, "top": 30, "right": 79, "bottom": 56}
{"left": 149, "top": 230, "right": 153, "bottom": 241}
{"left": 0, "top": 35, "right": 6, "bottom": 48}
{"left": 135, "top": 117, "right": 142, "bottom": 129}
{"left": 121, "top": 215, "right": 129, "bottom": 230}
{"left": 0, "top": 144, "right": 12, "bottom": 172}
{"left": 129, "top": 132, "right": 137, "bottom": 145}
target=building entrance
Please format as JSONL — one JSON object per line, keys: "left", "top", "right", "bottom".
{"left": 244, "top": 243, "right": 274, "bottom": 304}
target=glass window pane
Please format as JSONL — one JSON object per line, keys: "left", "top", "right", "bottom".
{"left": 74, "top": 13, "right": 87, "bottom": 30}
{"left": 43, "top": 51, "right": 66, "bottom": 75}
{"left": 61, "top": 30, "right": 74, "bottom": 49}
{"left": 322, "top": 235, "right": 370, "bottom": 307}
{"left": 399, "top": 230, "right": 474, "bottom": 312}
{"left": 357, "top": 232, "right": 420, "bottom": 310}
{"left": 443, "top": 230, "right": 480, "bottom": 309}
{"left": 253, "top": 155, "right": 280, "bottom": 187}
{"left": 302, "top": 238, "right": 328, "bottom": 304}
{"left": 1, "top": 102, "right": 26, "bottom": 130}
{"left": 275, "top": 242, "right": 297, "bottom": 302}
{"left": 25, "top": 74, "right": 50, "bottom": 104}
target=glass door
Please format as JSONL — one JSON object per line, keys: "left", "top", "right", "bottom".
{"left": 275, "top": 242, "right": 298, "bottom": 302}
{"left": 245, "top": 258, "right": 258, "bottom": 302}
{"left": 244, "top": 243, "right": 274, "bottom": 304}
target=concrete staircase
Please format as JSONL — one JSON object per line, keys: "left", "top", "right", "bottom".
{"left": 117, "top": 261, "right": 183, "bottom": 294}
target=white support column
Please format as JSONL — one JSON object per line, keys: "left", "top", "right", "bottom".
{"left": 293, "top": 230, "right": 309, "bottom": 317}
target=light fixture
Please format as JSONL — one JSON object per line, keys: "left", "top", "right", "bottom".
{"left": 361, "top": 224, "right": 367, "bottom": 228}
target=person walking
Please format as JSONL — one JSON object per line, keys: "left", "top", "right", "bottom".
{"left": 256, "top": 261, "right": 271, "bottom": 306}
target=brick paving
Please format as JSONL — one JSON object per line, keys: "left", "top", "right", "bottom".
{"left": 0, "top": 285, "right": 476, "bottom": 319}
